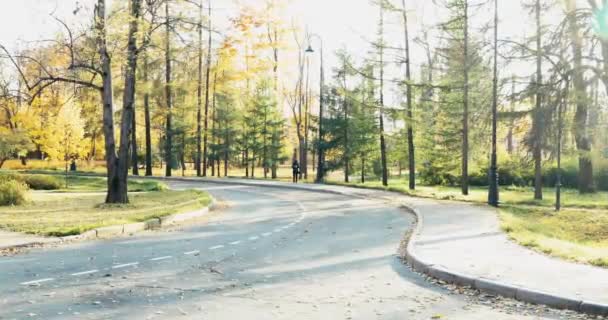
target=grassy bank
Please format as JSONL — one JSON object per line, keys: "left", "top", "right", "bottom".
{"left": 327, "top": 177, "right": 608, "bottom": 268}
{"left": 0, "top": 174, "right": 211, "bottom": 237}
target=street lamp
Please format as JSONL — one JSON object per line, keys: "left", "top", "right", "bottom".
{"left": 306, "top": 34, "right": 325, "bottom": 183}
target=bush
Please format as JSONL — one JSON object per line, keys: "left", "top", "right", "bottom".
{"left": 0, "top": 180, "right": 29, "bottom": 206}
{"left": 419, "top": 161, "right": 459, "bottom": 186}
{"left": 21, "top": 174, "right": 62, "bottom": 190}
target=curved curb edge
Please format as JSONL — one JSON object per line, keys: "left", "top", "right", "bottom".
{"left": 402, "top": 204, "right": 608, "bottom": 317}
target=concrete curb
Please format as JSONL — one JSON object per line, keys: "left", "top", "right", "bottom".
{"left": 0, "top": 197, "right": 215, "bottom": 249}
{"left": 156, "top": 177, "right": 608, "bottom": 317}
{"left": 401, "top": 204, "right": 608, "bottom": 316}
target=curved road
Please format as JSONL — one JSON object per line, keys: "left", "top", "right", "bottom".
{"left": 0, "top": 180, "right": 579, "bottom": 319}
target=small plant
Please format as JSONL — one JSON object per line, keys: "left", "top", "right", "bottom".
{"left": 0, "top": 180, "right": 29, "bottom": 206}
{"left": 21, "top": 174, "right": 62, "bottom": 190}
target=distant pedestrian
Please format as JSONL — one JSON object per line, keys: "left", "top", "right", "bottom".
{"left": 292, "top": 160, "right": 300, "bottom": 183}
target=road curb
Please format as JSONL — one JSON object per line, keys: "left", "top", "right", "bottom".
{"left": 401, "top": 203, "right": 608, "bottom": 316}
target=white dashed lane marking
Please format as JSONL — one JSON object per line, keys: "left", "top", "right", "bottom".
{"left": 149, "top": 256, "right": 172, "bottom": 261}
{"left": 112, "top": 262, "right": 139, "bottom": 269}
{"left": 17, "top": 198, "right": 309, "bottom": 290}
{"left": 71, "top": 269, "right": 99, "bottom": 276}
{"left": 20, "top": 278, "right": 54, "bottom": 286}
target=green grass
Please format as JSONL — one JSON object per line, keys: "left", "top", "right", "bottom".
{"left": 11, "top": 171, "right": 166, "bottom": 193}
{"left": 0, "top": 189, "right": 211, "bottom": 237}
{"left": 500, "top": 206, "right": 608, "bottom": 266}
{"left": 60, "top": 175, "right": 167, "bottom": 192}
{"left": 327, "top": 177, "right": 608, "bottom": 268}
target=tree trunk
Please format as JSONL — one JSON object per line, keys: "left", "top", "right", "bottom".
{"left": 143, "top": 53, "right": 153, "bottom": 176}
{"left": 115, "top": 0, "right": 142, "bottom": 203}
{"left": 164, "top": 1, "right": 173, "bottom": 177}
{"left": 202, "top": 1, "right": 212, "bottom": 177}
{"left": 195, "top": 0, "right": 203, "bottom": 176}
{"left": 533, "top": 0, "right": 543, "bottom": 200}
{"left": 401, "top": 0, "right": 415, "bottom": 190}
{"left": 342, "top": 67, "right": 349, "bottom": 183}
{"left": 461, "top": 0, "right": 469, "bottom": 195}
{"left": 379, "top": 4, "right": 388, "bottom": 187}
{"left": 95, "top": 0, "right": 120, "bottom": 203}
{"left": 361, "top": 155, "right": 365, "bottom": 184}
{"left": 95, "top": 0, "right": 124, "bottom": 204}
{"left": 507, "top": 77, "right": 515, "bottom": 154}
{"left": 131, "top": 98, "right": 139, "bottom": 176}
{"left": 211, "top": 71, "right": 218, "bottom": 177}
{"left": 567, "top": 0, "right": 594, "bottom": 193}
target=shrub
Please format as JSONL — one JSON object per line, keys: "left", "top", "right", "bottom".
{"left": 0, "top": 180, "right": 29, "bottom": 206}
{"left": 21, "top": 174, "right": 62, "bottom": 190}
{"left": 0, "top": 172, "right": 19, "bottom": 183}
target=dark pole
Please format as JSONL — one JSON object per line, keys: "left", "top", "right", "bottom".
{"left": 308, "top": 35, "right": 325, "bottom": 183}
{"left": 202, "top": 0, "right": 212, "bottom": 177}
{"left": 556, "top": 76, "right": 568, "bottom": 211}
{"left": 488, "top": 0, "right": 499, "bottom": 207}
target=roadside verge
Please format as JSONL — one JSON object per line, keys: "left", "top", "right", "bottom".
{"left": 0, "top": 196, "right": 216, "bottom": 252}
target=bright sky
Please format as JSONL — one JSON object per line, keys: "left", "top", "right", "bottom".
{"left": 0, "top": 0, "right": 571, "bottom": 91}
{"left": 0, "top": 0, "right": 536, "bottom": 60}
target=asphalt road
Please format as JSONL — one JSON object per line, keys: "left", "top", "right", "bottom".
{"left": 0, "top": 180, "right": 584, "bottom": 319}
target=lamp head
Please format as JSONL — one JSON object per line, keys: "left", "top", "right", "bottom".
{"left": 305, "top": 45, "right": 314, "bottom": 53}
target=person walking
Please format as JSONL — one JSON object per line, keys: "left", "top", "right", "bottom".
{"left": 292, "top": 159, "right": 300, "bottom": 183}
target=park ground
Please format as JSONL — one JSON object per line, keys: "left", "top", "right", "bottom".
{"left": 2, "top": 159, "right": 607, "bottom": 268}
{"left": 0, "top": 171, "right": 211, "bottom": 237}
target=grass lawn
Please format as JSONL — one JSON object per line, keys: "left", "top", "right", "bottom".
{"left": 0, "top": 174, "right": 211, "bottom": 237}
{"left": 327, "top": 177, "right": 608, "bottom": 268}
{"left": 60, "top": 175, "right": 166, "bottom": 192}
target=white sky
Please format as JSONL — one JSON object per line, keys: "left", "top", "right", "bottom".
{"left": 0, "top": 0, "right": 574, "bottom": 103}
{"left": 0, "top": 0, "right": 538, "bottom": 66}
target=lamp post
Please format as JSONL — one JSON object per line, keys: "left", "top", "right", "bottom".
{"left": 305, "top": 34, "right": 325, "bottom": 183}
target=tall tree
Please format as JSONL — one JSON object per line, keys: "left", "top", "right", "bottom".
{"left": 378, "top": 0, "right": 389, "bottom": 186}
{"left": 461, "top": 0, "right": 470, "bottom": 195}
{"left": 164, "top": 0, "right": 173, "bottom": 177}
{"left": 566, "top": 0, "right": 594, "bottom": 193}
{"left": 203, "top": 0, "right": 212, "bottom": 177}
{"left": 488, "top": 0, "right": 499, "bottom": 206}
{"left": 400, "top": 0, "right": 416, "bottom": 190}
{"left": 116, "top": 0, "right": 143, "bottom": 201}
{"left": 195, "top": 0, "right": 204, "bottom": 176}
{"left": 533, "top": 0, "right": 544, "bottom": 199}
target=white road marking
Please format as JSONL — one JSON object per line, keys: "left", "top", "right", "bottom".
{"left": 20, "top": 278, "right": 54, "bottom": 286}
{"left": 262, "top": 232, "right": 272, "bottom": 237}
{"left": 274, "top": 228, "right": 282, "bottom": 233}
{"left": 71, "top": 269, "right": 99, "bottom": 276}
{"left": 184, "top": 250, "right": 200, "bottom": 255}
{"left": 209, "top": 245, "right": 224, "bottom": 250}
{"left": 112, "top": 262, "right": 139, "bottom": 269}
{"left": 229, "top": 241, "right": 242, "bottom": 245}
{"left": 149, "top": 256, "right": 172, "bottom": 261}
{"left": 248, "top": 236, "right": 259, "bottom": 241}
